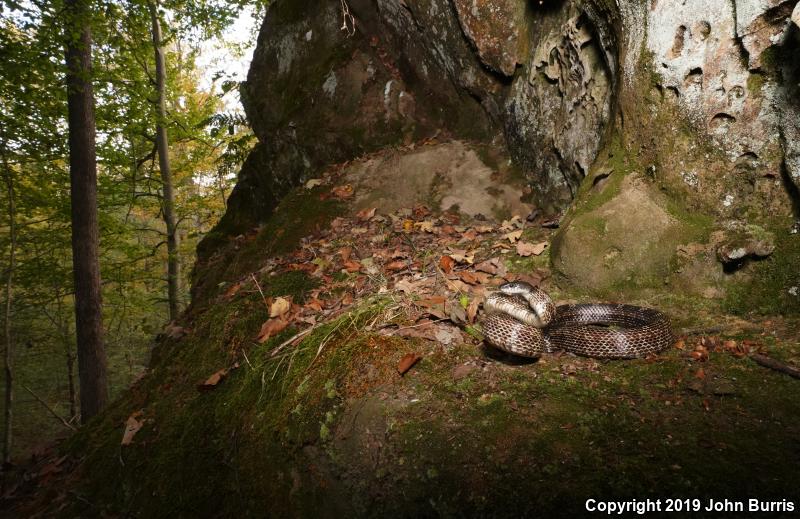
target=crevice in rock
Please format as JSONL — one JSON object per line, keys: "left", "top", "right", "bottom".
{"left": 709, "top": 112, "right": 736, "bottom": 131}
{"left": 780, "top": 160, "right": 800, "bottom": 219}
{"left": 729, "top": 0, "right": 751, "bottom": 69}
{"left": 695, "top": 20, "right": 711, "bottom": 40}
{"left": 684, "top": 67, "right": 703, "bottom": 86}
{"left": 777, "top": 18, "right": 800, "bottom": 215}
{"left": 665, "top": 86, "right": 680, "bottom": 99}
{"left": 669, "top": 25, "right": 687, "bottom": 58}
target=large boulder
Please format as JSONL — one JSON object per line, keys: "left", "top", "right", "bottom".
{"left": 551, "top": 175, "right": 687, "bottom": 293}
{"left": 201, "top": 0, "right": 800, "bottom": 301}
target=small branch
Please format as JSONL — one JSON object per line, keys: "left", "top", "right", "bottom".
{"left": 21, "top": 385, "right": 77, "bottom": 431}
{"left": 268, "top": 326, "right": 316, "bottom": 359}
{"left": 339, "top": 0, "right": 356, "bottom": 36}
{"left": 750, "top": 353, "right": 800, "bottom": 380}
{"left": 250, "top": 274, "right": 269, "bottom": 314}
{"left": 678, "top": 325, "right": 726, "bottom": 336}
{"left": 383, "top": 318, "right": 447, "bottom": 333}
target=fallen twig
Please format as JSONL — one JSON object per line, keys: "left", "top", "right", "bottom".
{"left": 679, "top": 325, "right": 726, "bottom": 336}
{"left": 21, "top": 384, "right": 77, "bottom": 431}
{"left": 269, "top": 325, "right": 317, "bottom": 358}
{"left": 250, "top": 273, "right": 269, "bottom": 314}
{"left": 750, "top": 353, "right": 800, "bottom": 379}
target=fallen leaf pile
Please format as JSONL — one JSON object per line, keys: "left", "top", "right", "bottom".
{"left": 676, "top": 335, "right": 762, "bottom": 362}
{"left": 213, "top": 186, "right": 555, "bottom": 374}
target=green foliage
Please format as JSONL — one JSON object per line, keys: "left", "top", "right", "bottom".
{"left": 0, "top": 0, "right": 259, "bottom": 457}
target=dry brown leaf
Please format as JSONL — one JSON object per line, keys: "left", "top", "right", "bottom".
{"left": 415, "top": 296, "right": 448, "bottom": 319}
{"left": 690, "top": 345, "right": 709, "bottom": 361}
{"left": 121, "top": 412, "right": 144, "bottom": 446}
{"left": 448, "top": 249, "right": 475, "bottom": 264}
{"left": 500, "top": 215, "right": 522, "bottom": 231}
{"left": 269, "top": 297, "right": 292, "bottom": 318}
{"left": 695, "top": 367, "right": 706, "bottom": 380}
{"left": 305, "top": 299, "right": 324, "bottom": 312}
{"left": 414, "top": 220, "right": 435, "bottom": 233}
{"left": 516, "top": 241, "right": 548, "bottom": 257}
{"left": 197, "top": 363, "right": 240, "bottom": 391}
{"left": 503, "top": 230, "right": 523, "bottom": 243}
{"left": 356, "top": 207, "right": 377, "bottom": 221}
{"left": 305, "top": 178, "right": 323, "bottom": 189}
{"left": 287, "top": 262, "right": 317, "bottom": 273}
{"left": 416, "top": 296, "right": 447, "bottom": 308}
{"left": 457, "top": 271, "right": 478, "bottom": 284}
{"left": 331, "top": 184, "right": 354, "bottom": 198}
{"left": 475, "top": 259, "right": 500, "bottom": 275}
{"left": 338, "top": 247, "right": 352, "bottom": 262}
{"left": 439, "top": 255, "right": 455, "bottom": 274}
{"left": 435, "top": 324, "right": 462, "bottom": 345}
{"left": 474, "top": 225, "right": 494, "bottom": 233}
{"left": 412, "top": 205, "right": 431, "bottom": 218}
{"left": 402, "top": 219, "right": 414, "bottom": 233}
{"left": 342, "top": 260, "right": 362, "bottom": 273}
{"left": 459, "top": 229, "right": 478, "bottom": 242}
{"left": 467, "top": 297, "right": 480, "bottom": 323}
{"left": 391, "top": 248, "right": 410, "bottom": 259}
{"left": 389, "top": 320, "right": 438, "bottom": 341}
{"left": 224, "top": 282, "right": 243, "bottom": 299}
{"left": 257, "top": 318, "right": 289, "bottom": 343}
{"left": 447, "top": 303, "right": 467, "bottom": 325}
{"left": 384, "top": 260, "right": 407, "bottom": 272}
{"left": 457, "top": 271, "right": 490, "bottom": 285}
{"left": 394, "top": 278, "right": 418, "bottom": 294}
{"left": 397, "top": 353, "right": 422, "bottom": 375}
{"left": 201, "top": 369, "right": 227, "bottom": 388}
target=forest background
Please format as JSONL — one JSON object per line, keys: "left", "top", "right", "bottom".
{"left": 0, "top": 0, "right": 262, "bottom": 459}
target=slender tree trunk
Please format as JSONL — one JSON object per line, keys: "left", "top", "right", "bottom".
{"left": 66, "top": 349, "right": 77, "bottom": 420}
{"left": 64, "top": 0, "right": 108, "bottom": 423}
{"left": 150, "top": 0, "right": 180, "bottom": 321}
{"left": 2, "top": 149, "right": 16, "bottom": 465}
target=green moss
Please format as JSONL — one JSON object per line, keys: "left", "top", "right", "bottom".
{"left": 747, "top": 72, "right": 765, "bottom": 96}
{"left": 723, "top": 224, "right": 800, "bottom": 315}
{"left": 570, "top": 134, "right": 636, "bottom": 218}
{"left": 195, "top": 185, "right": 343, "bottom": 303}
{"left": 60, "top": 296, "right": 393, "bottom": 517}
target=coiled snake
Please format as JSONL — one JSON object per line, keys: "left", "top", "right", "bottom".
{"left": 482, "top": 282, "right": 673, "bottom": 359}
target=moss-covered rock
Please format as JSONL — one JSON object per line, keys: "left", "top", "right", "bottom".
{"left": 551, "top": 174, "right": 692, "bottom": 294}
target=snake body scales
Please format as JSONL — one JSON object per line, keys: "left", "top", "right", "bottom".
{"left": 482, "top": 282, "right": 674, "bottom": 359}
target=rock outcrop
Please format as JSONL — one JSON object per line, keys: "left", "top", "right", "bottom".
{"left": 201, "top": 0, "right": 800, "bottom": 300}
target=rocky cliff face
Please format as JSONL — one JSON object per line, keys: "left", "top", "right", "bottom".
{"left": 202, "top": 0, "right": 800, "bottom": 307}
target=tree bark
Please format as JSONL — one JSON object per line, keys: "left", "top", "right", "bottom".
{"left": 64, "top": 0, "right": 109, "bottom": 423}
{"left": 2, "top": 145, "right": 16, "bottom": 465}
{"left": 150, "top": 0, "right": 181, "bottom": 321}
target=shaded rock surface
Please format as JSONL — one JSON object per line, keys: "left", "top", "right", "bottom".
{"left": 452, "top": 0, "right": 527, "bottom": 76}
{"left": 200, "top": 0, "right": 800, "bottom": 299}
{"left": 344, "top": 140, "right": 533, "bottom": 219}
{"left": 551, "top": 175, "right": 685, "bottom": 292}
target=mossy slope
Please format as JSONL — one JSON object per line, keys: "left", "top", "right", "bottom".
{"left": 15, "top": 184, "right": 799, "bottom": 519}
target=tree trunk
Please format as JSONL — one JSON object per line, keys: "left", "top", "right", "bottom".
{"left": 64, "top": 0, "right": 108, "bottom": 423}
{"left": 66, "top": 347, "right": 77, "bottom": 420}
{"left": 150, "top": 0, "right": 181, "bottom": 321}
{"left": 2, "top": 147, "right": 16, "bottom": 465}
